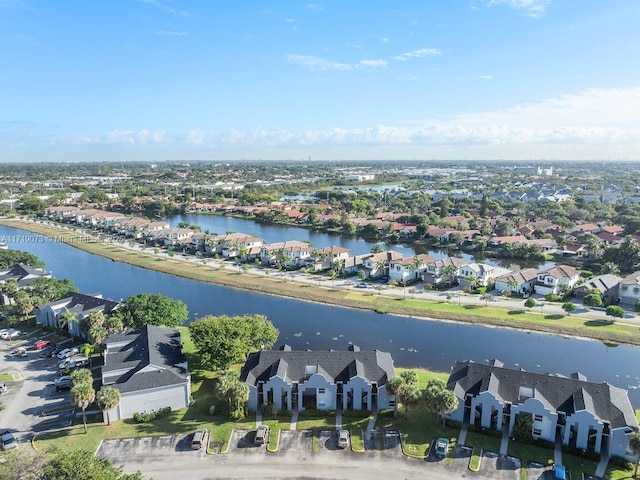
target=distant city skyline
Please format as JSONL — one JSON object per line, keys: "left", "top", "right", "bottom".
{"left": 1, "top": 1, "right": 639, "bottom": 162}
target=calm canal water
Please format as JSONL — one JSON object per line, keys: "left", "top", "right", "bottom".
{"left": 0, "top": 225, "right": 634, "bottom": 403}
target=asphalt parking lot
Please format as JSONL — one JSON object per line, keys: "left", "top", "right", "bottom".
{"left": 528, "top": 461, "right": 554, "bottom": 480}
{"left": 97, "top": 433, "right": 207, "bottom": 463}
{"left": 226, "top": 428, "right": 269, "bottom": 457}
{"left": 449, "top": 443, "right": 473, "bottom": 470}
{"left": 480, "top": 451, "right": 521, "bottom": 480}
{"left": 276, "top": 429, "right": 313, "bottom": 457}
{"left": 0, "top": 334, "right": 79, "bottom": 441}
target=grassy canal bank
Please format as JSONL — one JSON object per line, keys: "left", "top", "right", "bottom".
{"left": 2, "top": 217, "right": 640, "bottom": 346}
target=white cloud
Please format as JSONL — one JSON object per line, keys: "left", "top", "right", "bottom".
{"left": 285, "top": 18, "right": 295, "bottom": 23}
{"left": 394, "top": 48, "right": 442, "bottom": 61}
{"left": 487, "top": 0, "right": 551, "bottom": 19}
{"left": 381, "top": 37, "right": 390, "bottom": 43}
{"left": 480, "top": 75, "right": 493, "bottom": 80}
{"left": 287, "top": 54, "right": 353, "bottom": 71}
{"left": 139, "top": 0, "right": 189, "bottom": 16}
{"left": 82, "top": 129, "right": 166, "bottom": 146}
{"left": 359, "top": 59, "right": 388, "bottom": 68}
{"left": 172, "top": 87, "right": 640, "bottom": 151}
{"left": 287, "top": 54, "right": 387, "bottom": 71}
{"left": 307, "top": 3, "right": 323, "bottom": 12}
{"left": 156, "top": 31, "right": 188, "bottom": 36}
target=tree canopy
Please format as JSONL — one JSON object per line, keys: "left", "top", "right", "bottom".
{"left": 0, "top": 249, "right": 44, "bottom": 268}
{"left": 189, "top": 314, "right": 279, "bottom": 370}
{"left": 423, "top": 378, "right": 459, "bottom": 427}
{"left": 40, "top": 449, "right": 144, "bottom": 480}
{"left": 30, "top": 278, "right": 78, "bottom": 302}
{"left": 117, "top": 293, "right": 188, "bottom": 329}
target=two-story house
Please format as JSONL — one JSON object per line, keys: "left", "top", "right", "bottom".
{"left": 618, "top": 271, "right": 640, "bottom": 306}
{"left": 446, "top": 360, "right": 638, "bottom": 460}
{"left": 240, "top": 345, "right": 396, "bottom": 413}
{"left": 362, "top": 251, "right": 404, "bottom": 279}
{"left": 458, "top": 263, "right": 512, "bottom": 289}
{"left": 534, "top": 265, "right": 581, "bottom": 295}
{"left": 388, "top": 254, "right": 436, "bottom": 284}
{"left": 423, "top": 257, "right": 470, "bottom": 285}
{"left": 494, "top": 268, "right": 540, "bottom": 296}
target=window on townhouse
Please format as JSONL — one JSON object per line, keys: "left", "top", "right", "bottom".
{"left": 318, "top": 388, "right": 326, "bottom": 394}
{"left": 635, "top": 288, "right": 639, "bottom": 294}
{"left": 534, "top": 415, "right": 543, "bottom": 422}
{"left": 533, "top": 428, "right": 542, "bottom": 436}
{"left": 622, "top": 285, "right": 628, "bottom": 291}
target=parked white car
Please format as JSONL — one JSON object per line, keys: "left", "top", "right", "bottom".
{"left": 56, "top": 347, "right": 79, "bottom": 359}
{"left": 0, "top": 329, "right": 21, "bottom": 340}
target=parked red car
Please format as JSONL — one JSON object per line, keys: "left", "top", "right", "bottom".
{"left": 34, "top": 339, "right": 51, "bottom": 350}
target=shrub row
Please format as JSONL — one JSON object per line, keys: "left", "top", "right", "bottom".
{"left": 133, "top": 406, "right": 171, "bottom": 423}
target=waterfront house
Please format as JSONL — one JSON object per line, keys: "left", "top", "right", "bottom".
{"left": 307, "top": 246, "right": 351, "bottom": 272}
{"left": 0, "top": 263, "right": 51, "bottom": 305}
{"left": 35, "top": 291, "right": 120, "bottom": 338}
{"left": 259, "top": 240, "right": 312, "bottom": 266}
{"left": 494, "top": 268, "right": 540, "bottom": 296}
{"left": 574, "top": 274, "right": 621, "bottom": 302}
{"left": 101, "top": 325, "right": 191, "bottom": 422}
{"left": 240, "top": 345, "right": 396, "bottom": 412}
{"left": 618, "top": 271, "right": 640, "bottom": 306}
{"left": 389, "top": 254, "right": 436, "bottom": 284}
{"left": 363, "top": 251, "right": 403, "bottom": 279}
{"left": 446, "top": 360, "right": 638, "bottom": 460}
{"left": 423, "top": 257, "right": 470, "bottom": 285}
{"left": 458, "top": 263, "right": 512, "bottom": 289}
{"left": 534, "top": 265, "right": 581, "bottom": 295}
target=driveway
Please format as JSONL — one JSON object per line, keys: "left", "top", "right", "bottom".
{"left": 449, "top": 443, "right": 473, "bottom": 470}
{"left": 276, "top": 429, "right": 313, "bottom": 457}
{"left": 226, "top": 428, "right": 269, "bottom": 458}
{"left": 316, "top": 429, "right": 351, "bottom": 455}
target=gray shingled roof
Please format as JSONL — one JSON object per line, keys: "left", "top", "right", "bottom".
{"left": 447, "top": 360, "right": 637, "bottom": 430}
{"left": 102, "top": 325, "right": 188, "bottom": 394}
{"left": 41, "top": 291, "right": 120, "bottom": 315}
{"left": 0, "top": 263, "right": 49, "bottom": 288}
{"left": 240, "top": 348, "right": 395, "bottom": 387}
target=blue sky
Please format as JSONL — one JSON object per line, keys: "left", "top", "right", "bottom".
{"left": 2, "top": 0, "right": 640, "bottom": 162}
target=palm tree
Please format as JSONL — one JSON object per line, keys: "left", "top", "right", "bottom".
{"left": 70, "top": 368, "right": 93, "bottom": 387}
{"left": 59, "top": 310, "right": 76, "bottom": 333}
{"left": 71, "top": 382, "right": 96, "bottom": 434}
{"left": 1, "top": 278, "right": 18, "bottom": 305}
{"left": 507, "top": 277, "right": 519, "bottom": 293}
{"left": 96, "top": 386, "right": 121, "bottom": 426}
{"left": 441, "top": 265, "right": 457, "bottom": 287}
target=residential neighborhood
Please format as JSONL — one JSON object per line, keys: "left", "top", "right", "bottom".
{"left": 4, "top": 160, "right": 640, "bottom": 479}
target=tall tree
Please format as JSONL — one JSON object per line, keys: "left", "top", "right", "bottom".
{"left": 71, "top": 382, "right": 96, "bottom": 434}
{"left": 189, "top": 314, "right": 279, "bottom": 370}
{"left": 117, "top": 293, "right": 188, "bottom": 329}
{"left": 30, "top": 278, "right": 78, "bottom": 302}
{"left": 96, "top": 386, "right": 121, "bottom": 426}
{"left": 423, "top": 378, "right": 459, "bottom": 427}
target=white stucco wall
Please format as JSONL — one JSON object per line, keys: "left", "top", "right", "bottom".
{"left": 105, "top": 383, "right": 190, "bottom": 422}
{"left": 510, "top": 398, "right": 557, "bottom": 443}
